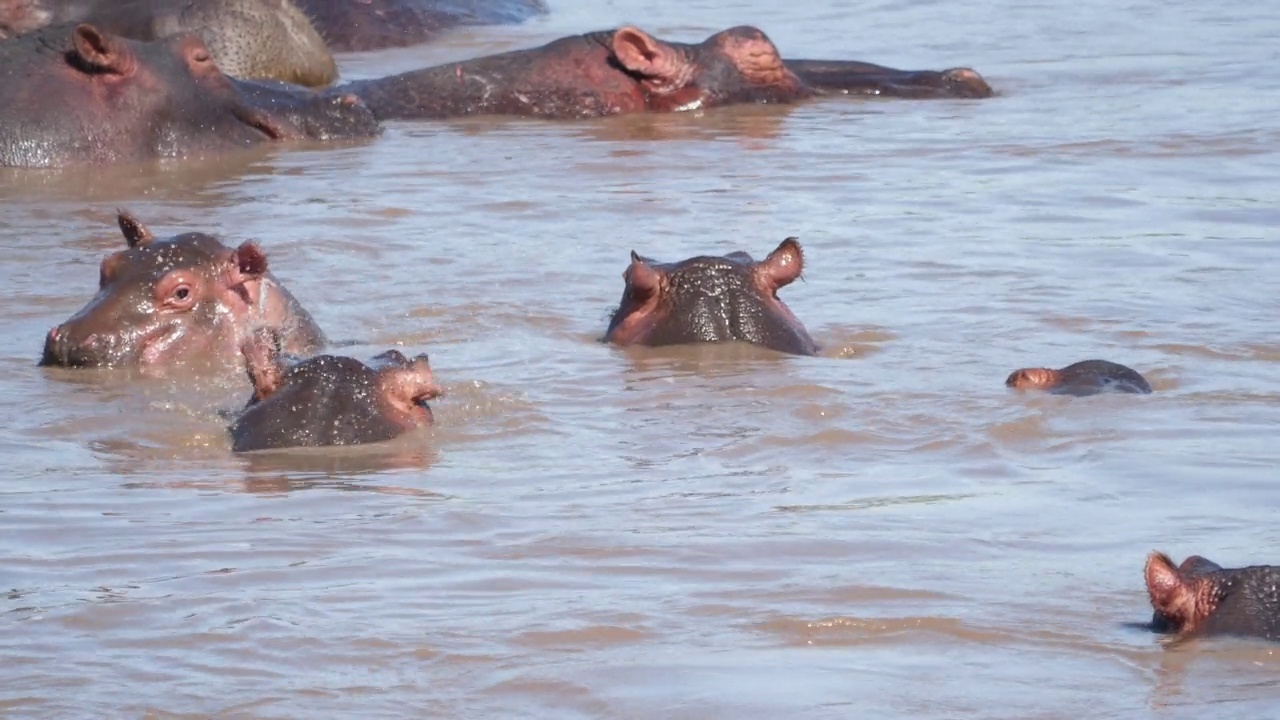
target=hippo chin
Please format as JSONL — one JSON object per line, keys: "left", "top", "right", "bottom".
{"left": 1145, "top": 552, "right": 1280, "bottom": 642}
{"left": 341, "top": 25, "right": 992, "bottom": 122}
{"left": 0, "top": 23, "right": 377, "bottom": 168}
{"left": 40, "top": 212, "right": 326, "bottom": 370}
{"left": 604, "top": 237, "right": 818, "bottom": 357}
{"left": 230, "top": 330, "right": 444, "bottom": 452}
{"left": 1005, "top": 360, "right": 1152, "bottom": 396}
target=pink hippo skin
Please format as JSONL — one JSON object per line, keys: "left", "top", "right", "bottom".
{"left": 40, "top": 212, "right": 326, "bottom": 371}
{"left": 604, "top": 237, "right": 818, "bottom": 356}
{"left": 230, "top": 329, "right": 443, "bottom": 452}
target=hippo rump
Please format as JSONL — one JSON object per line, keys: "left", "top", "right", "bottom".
{"left": 230, "top": 329, "right": 443, "bottom": 452}
{"left": 1145, "top": 551, "right": 1280, "bottom": 642}
{"left": 341, "top": 25, "right": 993, "bottom": 121}
{"left": 604, "top": 237, "right": 818, "bottom": 356}
{"left": 0, "top": 22, "right": 377, "bottom": 167}
{"left": 40, "top": 212, "right": 326, "bottom": 371}
{"left": 1005, "top": 360, "right": 1152, "bottom": 396}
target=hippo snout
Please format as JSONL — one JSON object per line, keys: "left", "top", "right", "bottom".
{"left": 39, "top": 325, "right": 101, "bottom": 367}
{"left": 942, "top": 68, "right": 994, "bottom": 98}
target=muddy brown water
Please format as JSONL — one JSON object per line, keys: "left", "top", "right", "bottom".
{"left": 3, "top": 0, "right": 1280, "bottom": 717}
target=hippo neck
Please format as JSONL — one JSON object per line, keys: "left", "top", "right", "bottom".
{"left": 339, "top": 31, "right": 651, "bottom": 121}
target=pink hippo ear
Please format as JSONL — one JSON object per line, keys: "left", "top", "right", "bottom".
{"left": 231, "top": 241, "right": 269, "bottom": 279}
{"left": 240, "top": 327, "right": 285, "bottom": 404}
{"left": 116, "top": 209, "right": 154, "bottom": 248}
{"left": 754, "top": 237, "right": 804, "bottom": 292}
{"left": 624, "top": 251, "right": 663, "bottom": 296}
{"left": 72, "top": 24, "right": 137, "bottom": 76}
{"left": 611, "top": 27, "right": 686, "bottom": 84}
{"left": 1144, "top": 552, "right": 1196, "bottom": 629}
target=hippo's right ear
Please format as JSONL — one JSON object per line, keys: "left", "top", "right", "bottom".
{"left": 624, "top": 251, "right": 662, "bottom": 295}
{"left": 72, "top": 24, "right": 137, "bottom": 76}
{"left": 231, "top": 241, "right": 269, "bottom": 278}
{"left": 240, "top": 326, "right": 285, "bottom": 403}
{"left": 116, "top": 210, "right": 153, "bottom": 248}
{"left": 611, "top": 27, "right": 683, "bottom": 84}
{"left": 1145, "top": 552, "right": 1195, "bottom": 627}
{"left": 754, "top": 237, "right": 804, "bottom": 290}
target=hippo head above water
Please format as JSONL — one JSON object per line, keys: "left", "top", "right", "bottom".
{"left": 230, "top": 329, "right": 444, "bottom": 452}
{"left": 40, "top": 212, "right": 326, "bottom": 370}
{"left": 347, "top": 24, "right": 992, "bottom": 122}
{"left": 604, "top": 237, "right": 818, "bottom": 356}
{"left": 1005, "top": 359, "right": 1152, "bottom": 396}
{"left": 0, "top": 22, "right": 377, "bottom": 168}
{"left": 1145, "top": 552, "right": 1280, "bottom": 642}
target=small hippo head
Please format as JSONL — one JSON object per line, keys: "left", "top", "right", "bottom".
{"left": 1145, "top": 551, "right": 1280, "bottom": 641}
{"left": 231, "top": 329, "right": 444, "bottom": 452}
{"left": 604, "top": 237, "right": 818, "bottom": 356}
{"left": 1005, "top": 359, "right": 1152, "bottom": 396}
{"left": 607, "top": 25, "right": 806, "bottom": 112}
{"left": 40, "top": 212, "right": 323, "bottom": 370}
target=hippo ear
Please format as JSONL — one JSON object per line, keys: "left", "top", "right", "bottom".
{"left": 116, "top": 210, "right": 154, "bottom": 248}
{"left": 754, "top": 237, "right": 804, "bottom": 291}
{"left": 231, "top": 241, "right": 269, "bottom": 278}
{"left": 611, "top": 27, "right": 684, "bottom": 83}
{"left": 240, "top": 327, "right": 285, "bottom": 403}
{"left": 72, "top": 24, "right": 137, "bottom": 76}
{"left": 624, "top": 251, "right": 663, "bottom": 296}
{"left": 1145, "top": 552, "right": 1195, "bottom": 625}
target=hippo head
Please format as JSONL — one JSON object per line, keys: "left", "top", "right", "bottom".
{"left": 1143, "top": 552, "right": 1280, "bottom": 641}
{"left": 0, "top": 23, "right": 376, "bottom": 167}
{"left": 604, "top": 237, "right": 818, "bottom": 356}
{"left": 607, "top": 25, "right": 807, "bottom": 112}
{"left": 1005, "top": 360, "right": 1152, "bottom": 396}
{"left": 40, "top": 212, "right": 323, "bottom": 369}
{"left": 231, "top": 330, "right": 444, "bottom": 452}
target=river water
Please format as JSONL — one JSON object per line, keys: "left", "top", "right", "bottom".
{"left": 2, "top": 0, "right": 1279, "bottom": 717}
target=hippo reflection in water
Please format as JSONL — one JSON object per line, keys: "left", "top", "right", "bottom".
{"left": 1145, "top": 551, "right": 1280, "bottom": 642}
{"left": 0, "top": 20, "right": 991, "bottom": 167}
{"left": 39, "top": 212, "right": 325, "bottom": 371}
{"left": 1005, "top": 360, "right": 1152, "bottom": 396}
{"left": 605, "top": 237, "right": 818, "bottom": 357}
{"left": 229, "top": 329, "right": 444, "bottom": 452}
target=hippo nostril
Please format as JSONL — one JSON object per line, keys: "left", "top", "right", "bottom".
{"left": 83, "top": 333, "right": 98, "bottom": 347}
{"left": 47, "top": 326, "right": 60, "bottom": 341}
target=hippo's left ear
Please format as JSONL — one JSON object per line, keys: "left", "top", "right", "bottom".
{"left": 624, "top": 251, "right": 663, "bottom": 296}
{"left": 1145, "top": 552, "right": 1196, "bottom": 626}
{"left": 230, "top": 241, "right": 269, "bottom": 278}
{"left": 611, "top": 27, "right": 684, "bottom": 83}
{"left": 72, "top": 24, "right": 137, "bottom": 76}
{"left": 116, "top": 210, "right": 153, "bottom": 248}
{"left": 754, "top": 237, "right": 804, "bottom": 290}
{"left": 240, "top": 326, "right": 285, "bottom": 404}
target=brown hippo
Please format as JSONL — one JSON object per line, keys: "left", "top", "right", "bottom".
{"left": 1145, "top": 551, "right": 1280, "bottom": 642}
{"left": 230, "top": 329, "right": 443, "bottom": 452}
{"left": 341, "top": 25, "right": 993, "bottom": 121}
{"left": 292, "top": 0, "right": 550, "bottom": 53}
{"left": 40, "top": 212, "right": 326, "bottom": 370}
{"left": 604, "top": 237, "right": 818, "bottom": 356}
{"left": 0, "top": 23, "right": 378, "bottom": 168}
{"left": 1005, "top": 360, "right": 1152, "bottom": 396}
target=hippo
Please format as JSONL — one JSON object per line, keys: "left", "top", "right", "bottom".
{"left": 0, "top": 23, "right": 378, "bottom": 168}
{"left": 341, "top": 25, "right": 993, "bottom": 121}
{"left": 40, "top": 212, "right": 326, "bottom": 370}
{"left": 230, "top": 329, "right": 443, "bottom": 452}
{"left": 1145, "top": 551, "right": 1280, "bottom": 642}
{"left": 1005, "top": 360, "right": 1152, "bottom": 396}
{"left": 292, "top": 0, "right": 550, "bottom": 53}
{"left": 604, "top": 237, "right": 818, "bottom": 356}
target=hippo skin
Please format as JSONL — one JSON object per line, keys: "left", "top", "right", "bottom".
{"left": 40, "top": 212, "right": 326, "bottom": 370}
{"left": 1145, "top": 552, "right": 1280, "bottom": 642}
{"left": 343, "top": 25, "right": 993, "bottom": 121}
{"left": 0, "top": 23, "right": 377, "bottom": 167}
{"left": 292, "top": 0, "right": 550, "bottom": 53}
{"left": 1005, "top": 360, "right": 1152, "bottom": 396}
{"left": 604, "top": 237, "right": 818, "bottom": 356}
{"left": 230, "top": 330, "right": 443, "bottom": 452}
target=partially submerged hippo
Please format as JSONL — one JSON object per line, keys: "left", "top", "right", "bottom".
{"left": 40, "top": 212, "right": 325, "bottom": 370}
{"left": 0, "top": 23, "right": 378, "bottom": 168}
{"left": 230, "top": 330, "right": 443, "bottom": 452}
{"left": 1145, "top": 551, "right": 1280, "bottom": 642}
{"left": 293, "top": 0, "right": 550, "bottom": 52}
{"left": 343, "top": 25, "right": 993, "bottom": 121}
{"left": 604, "top": 237, "right": 818, "bottom": 356}
{"left": 1005, "top": 360, "right": 1152, "bottom": 396}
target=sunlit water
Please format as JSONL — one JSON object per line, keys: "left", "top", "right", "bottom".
{"left": 2, "top": 0, "right": 1279, "bottom": 717}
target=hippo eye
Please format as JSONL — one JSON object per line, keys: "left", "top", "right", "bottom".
{"left": 174, "top": 287, "right": 190, "bottom": 300}
{"left": 192, "top": 50, "right": 211, "bottom": 64}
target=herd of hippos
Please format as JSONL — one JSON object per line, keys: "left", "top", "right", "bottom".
{"left": 10, "top": 0, "right": 1278, "bottom": 647}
